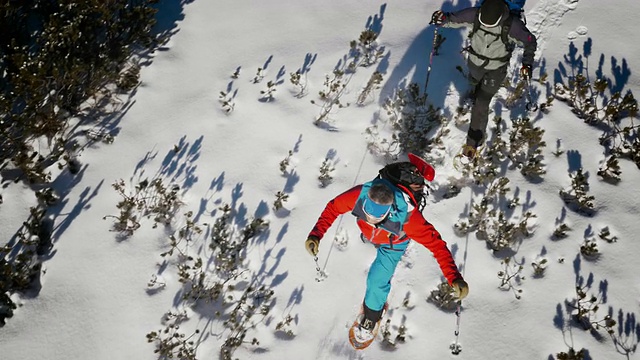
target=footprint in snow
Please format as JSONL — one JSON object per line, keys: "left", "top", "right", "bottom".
{"left": 563, "top": 0, "right": 579, "bottom": 10}
{"left": 567, "top": 25, "right": 588, "bottom": 40}
{"left": 576, "top": 25, "right": 588, "bottom": 35}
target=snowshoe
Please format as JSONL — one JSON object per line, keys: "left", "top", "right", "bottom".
{"left": 453, "top": 144, "right": 479, "bottom": 171}
{"left": 348, "top": 303, "right": 388, "bottom": 350}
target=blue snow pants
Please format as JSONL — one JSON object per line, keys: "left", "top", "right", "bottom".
{"left": 363, "top": 240, "right": 410, "bottom": 312}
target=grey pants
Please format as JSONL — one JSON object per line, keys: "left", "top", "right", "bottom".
{"left": 466, "top": 62, "right": 508, "bottom": 148}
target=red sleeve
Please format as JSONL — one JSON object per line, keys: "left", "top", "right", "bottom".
{"left": 404, "top": 211, "right": 463, "bottom": 285}
{"left": 308, "top": 185, "right": 362, "bottom": 241}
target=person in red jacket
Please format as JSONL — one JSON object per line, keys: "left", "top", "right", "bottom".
{"left": 305, "top": 158, "right": 469, "bottom": 342}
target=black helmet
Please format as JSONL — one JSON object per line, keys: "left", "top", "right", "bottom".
{"left": 479, "top": 0, "right": 506, "bottom": 27}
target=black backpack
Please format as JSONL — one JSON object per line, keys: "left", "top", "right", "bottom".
{"left": 378, "top": 162, "right": 427, "bottom": 212}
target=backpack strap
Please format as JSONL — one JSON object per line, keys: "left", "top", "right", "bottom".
{"left": 464, "top": 9, "right": 514, "bottom": 67}
{"left": 469, "top": 8, "right": 482, "bottom": 40}
{"left": 500, "top": 13, "right": 515, "bottom": 51}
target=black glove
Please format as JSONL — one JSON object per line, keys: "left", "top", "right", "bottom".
{"left": 520, "top": 64, "right": 532, "bottom": 80}
{"left": 431, "top": 10, "right": 446, "bottom": 25}
{"left": 305, "top": 236, "right": 320, "bottom": 256}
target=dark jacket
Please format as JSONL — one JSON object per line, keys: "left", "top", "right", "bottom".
{"left": 441, "top": 7, "right": 537, "bottom": 70}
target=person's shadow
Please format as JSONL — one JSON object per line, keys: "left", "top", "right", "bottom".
{"left": 379, "top": 0, "right": 474, "bottom": 118}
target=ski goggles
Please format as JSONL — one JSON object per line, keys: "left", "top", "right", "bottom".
{"left": 362, "top": 198, "right": 391, "bottom": 220}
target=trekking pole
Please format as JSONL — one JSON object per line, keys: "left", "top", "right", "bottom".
{"left": 524, "top": 78, "right": 539, "bottom": 112}
{"left": 422, "top": 25, "right": 442, "bottom": 106}
{"left": 314, "top": 255, "right": 328, "bottom": 282}
{"left": 450, "top": 300, "right": 463, "bottom": 354}
{"left": 449, "top": 187, "right": 473, "bottom": 355}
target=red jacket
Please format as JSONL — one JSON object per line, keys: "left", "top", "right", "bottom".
{"left": 308, "top": 184, "right": 462, "bottom": 285}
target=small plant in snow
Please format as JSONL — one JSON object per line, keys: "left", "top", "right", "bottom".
{"left": 116, "top": 60, "right": 141, "bottom": 91}
{"left": 275, "top": 314, "right": 297, "bottom": 338}
{"left": 104, "top": 178, "right": 183, "bottom": 238}
{"left": 147, "top": 274, "right": 166, "bottom": 291}
{"left": 0, "top": 206, "right": 49, "bottom": 326}
{"left": 219, "top": 284, "right": 274, "bottom": 360}
{"left": 555, "top": 348, "right": 586, "bottom": 360}
{"left": 504, "top": 73, "right": 554, "bottom": 112}
{"left": 370, "top": 83, "right": 448, "bottom": 158}
{"left": 332, "top": 230, "right": 349, "bottom": 251}
{"left": 231, "top": 67, "right": 241, "bottom": 79}
{"left": 219, "top": 90, "right": 235, "bottom": 113}
{"left": 289, "top": 70, "right": 308, "bottom": 98}
{"left": 580, "top": 237, "right": 599, "bottom": 260}
{"left": 35, "top": 188, "right": 59, "bottom": 207}
{"left": 146, "top": 309, "right": 199, "bottom": 360}
{"left": 504, "top": 78, "right": 528, "bottom": 109}
{"left": 357, "top": 71, "right": 384, "bottom": 106}
{"left": 312, "top": 29, "right": 385, "bottom": 126}
{"left": 279, "top": 150, "right": 293, "bottom": 175}
{"left": 455, "top": 177, "right": 536, "bottom": 252}
{"left": 497, "top": 257, "right": 524, "bottom": 300}
{"left": 531, "top": 257, "right": 548, "bottom": 278}
{"left": 318, "top": 158, "right": 336, "bottom": 187}
{"left": 567, "top": 281, "right": 616, "bottom": 333}
{"left": 380, "top": 318, "right": 408, "bottom": 348}
{"left": 555, "top": 72, "right": 640, "bottom": 172}
{"left": 348, "top": 29, "right": 385, "bottom": 70}
{"left": 507, "top": 117, "right": 546, "bottom": 179}
{"left": 426, "top": 282, "right": 459, "bottom": 311}
{"left": 273, "top": 191, "right": 289, "bottom": 211}
{"left": 252, "top": 67, "right": 265, "bottom": 83}
{"left": 552, "top": 138, "right": 565, "bottom": 157}
{"left": 9, "top": 146, "right": 52, "bottom": 184}
{"left": 453, "top": 102, "right": 472, "bottom": 126}
{"left": 311, "top": 69, "right": 349, "bottom": 125}
{"left": 84, "top": 128, "right": 115, "bottom": 144}
{"left": 260, "top": 80, "right": 277, "bottom": 101}
{"left": 553, "top": 223, "right": 572, "bottom": 239}
{"left": 162, "top": 203, "right": 271, "bottom": 359}
{"left": 161, "top": 211, "right": 204, "bottom": 258}
{"left": 609, "top": 311, "right": 639, "bottom": 358}
{"left": 559, "top": 168, "right": 595, "bottom": 215}
{"left": 598, "top": 226, "right": 618, "bottom": 243}
{"left": 597, "top": 156, "right": 621, "bottom": 183}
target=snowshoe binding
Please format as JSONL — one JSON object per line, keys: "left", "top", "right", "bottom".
{"left": 348, "top": 303, "right": 388, "bottom": 350}
{"left": 453, "top": 144, "right": 479, "bottom": 171}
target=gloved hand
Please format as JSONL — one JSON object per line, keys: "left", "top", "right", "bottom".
{"left": 520, "top": 64, "right": 532, "bottom": 80}
{"left": 305, "top": 236, "right": 320, "bottom": 256}
{"left": 431, "top": 10, "right": 446, "bottom": 25}
{"left": 451, "top": 278, "right": 469, "bottom": 300}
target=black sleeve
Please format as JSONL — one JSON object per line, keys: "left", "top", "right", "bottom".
{"left": 441, "top": 7, "right": 478, "bottom": 28}
{"left": 508, "top": 19, "right": 537, "bottom": 67}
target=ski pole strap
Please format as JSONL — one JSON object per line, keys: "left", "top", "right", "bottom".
{"left": 314, "top": 256, "right": 328, "bottom": 282}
